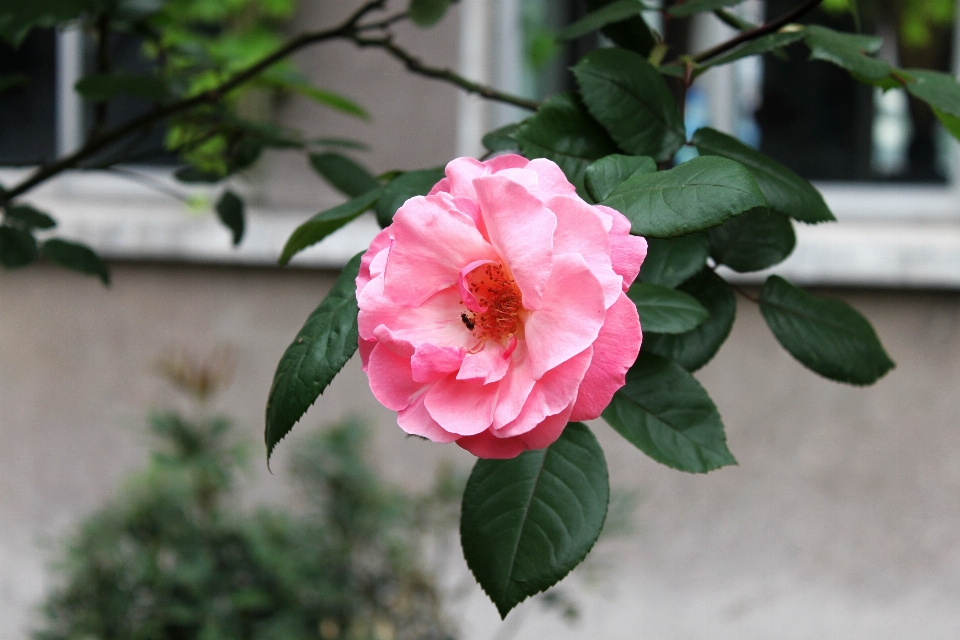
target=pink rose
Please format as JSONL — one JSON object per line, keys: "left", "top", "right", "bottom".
{"left": 355, "top": 155, "right": 646, "bottom": 458}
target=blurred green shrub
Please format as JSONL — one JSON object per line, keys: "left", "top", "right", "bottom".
{"left": 33, "top": 412, "right": 458, "bottom": 640}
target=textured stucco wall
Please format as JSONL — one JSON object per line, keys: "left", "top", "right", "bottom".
{"left": 3, "top": 262, "right": 960, "bottom": 640}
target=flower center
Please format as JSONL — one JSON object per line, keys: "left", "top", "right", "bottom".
{"left": 461, "top": 263, "right": 522, "bottom": 342}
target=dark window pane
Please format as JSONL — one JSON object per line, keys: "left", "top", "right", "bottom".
{"left": 0, "top": 29, "right": 56, "bottom": 165}
{"left": 757, "top": 1, "right": 955, "bottom": 183}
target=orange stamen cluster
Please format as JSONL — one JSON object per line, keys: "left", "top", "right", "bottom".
{"left": 461, "top": 263, "right": 522, "bottom": 341}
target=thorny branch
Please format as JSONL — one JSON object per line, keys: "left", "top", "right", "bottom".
{"left": 0, "top": 0, "right": 537, "bottom": 205}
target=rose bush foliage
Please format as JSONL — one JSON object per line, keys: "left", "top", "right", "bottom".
{"left": 356, "top": 155, "right": 646, "bottom": 458}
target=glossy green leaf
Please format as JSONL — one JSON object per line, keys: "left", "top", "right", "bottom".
{"left": 904, "top": 69, "right": 960, "bottom": 119}
{"left": 668, "top": 0, "right": 743, "bottom": 18}
{"left": 482, "top": 123, "right": 521, "bottom": 153}
{"left": 627, "top": 281, "right": 709, "bottom": 334}
{"left": 602, "top": 155, "right": 767, "bottom": 237}
{"left": 707, "top": 210, "right": 795, "bottom": 273}
{"left": 515, "top": 93, "right": 618, "bottom": 195}
{"left": 557, "top": 0, "right": 649, "bottom": 41}
{"left": 704, "top": 29, "right": 805, "bottom": 67}
{"left": 638, "top": 234, "right": 709, "bottom": 288}
{"left": 215, "top": 190, "right": 245, "bottom": 246}
{"left": 408, "top": 0, "right": 452, "bottom": 26}
{"left": 0, "top": 225, "right": 38, "bottom": 268}
{"left": 279, "top": 188, "right": 382, "bottom": 265}
{"left": 4, "top": 204, "right": 56, "bottom": 229}
{"left": 692, "top": 127, "right": 834, "bottom": 224}
{"left": 41, "top": 238, "right": 110, "bottom": 285}
{"left": 289, "top": 84, "right": 368, "bottom": 119}
{"left": 75, "top": 72, "right": 168, "bottom": 101}
{"left": 0, "top": 73, "right": 27, "bottom": 95}
{"left": 803, "top": 25, "right": 891, "bottom": 81}
{"left": 759, "top": 275, "right": 895, "bottom": 385}
{"left": 309, "top": 152, "right": 380, "bottom": 198}
{"left": 584, "top": 154, "right": 656, "bottom": 202}
{"left": 461, "top": 422, "right": 608, "bottom": 619}
{"left": 265, "top": 253, "right": 363, "bottom": 461}
{"left": 603, "top": 353, "right": 736, "bottom": 473}
{"left": 642, "top": 268, "right": 736, "bottom": 371}
{"left": 583, "top": 0, "right": 658, "bottom": 56}
{"left": 573, "top": 48, "right": 686, "bottom": 162}
{"left": 374, "top": 168, "right": 445, "bottom": 228}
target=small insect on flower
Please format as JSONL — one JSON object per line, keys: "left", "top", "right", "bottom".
{"left": 461, "top": 312, "right": 476, "bottom": 331}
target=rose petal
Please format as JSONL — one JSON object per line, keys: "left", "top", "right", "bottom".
{"left": 596, "top": 204, "right": 647, "bottom": 290}
{"left": 547, "top": 194, "right": 623, "bottom": 308}
{"left": 456, "top": 429, "right": 527, "bottom": 459}
{"left": 398, "top": 394, "right": 459, "bottom": 443}
{"left": 458, "top": 259, "right": 495, "bottom": 313}
{"left": 495, "top": 347, "right": 592, "bottom": 438}
{"left": 457, "top": 340, "right": 511, "bottom": 384}
{"left": 357, "top": 228, "right": 392, "bottom": 294}
{"left": 525, "top": 158, "right": 577, "bottom": 200}
{"left": 473, "top": 175, "right": 556, "bottom": 310}
{"left": 518, "top": 403, "right": 574, "bottom": 450}
{"left": 486, "top": 154, "right": 529, "bottom": 173}
{"left": 570, "top": 292, "right": 641, "bottom": 421}
{"left": 358, "top": 277, "right": 473, "bottom": 349}
{"left": 423, "top": 374, "right": 499, "bottom": 436}
{"left": 411, "top": 343, "right": 465, "bottom": 383}
{"left": 366, "top": 340, "right": 424, "bottom": 411}
{"left": 384, "top": 194, "right": 497, "bottom": 306}
{"left": 523, "top": 253, "right": 607, "bottom": 379}
{"left": 437, "top": 156, "right": 489, "bottom": 200}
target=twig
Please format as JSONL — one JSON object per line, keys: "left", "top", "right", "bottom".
{"left": 91, "top": 13, "right": 111, "bottom": 139}
{"left": 353, "top": 35, "right": 541, "bottom": 111}
{"left": 102, "top": 166, "right": 191, "bottom": 203}
{"left": 730, "top": 281, "right": 760, "bottom": 304}
{"left": 691, "top": 0, "right": 825, "bottom": 64}
{"left": 0, "top": 0, "right": 538, "bottom": 205}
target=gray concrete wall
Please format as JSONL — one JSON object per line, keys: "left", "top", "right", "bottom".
{"left": 3, "top": 262, "right": 960, "bottom": 639}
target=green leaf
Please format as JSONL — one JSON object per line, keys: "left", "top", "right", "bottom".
{"left": 40, "top": 238, "right": 110, "bottom": 285}
{"left": 904, "top": 69, "right": 960, "bottom": 119}
{"left": 704, "top": 29, "right": 805, "bottom": 67}
{"left": 707, "top": 210, "right": 795, "bottom": 273}
{"left": 174, "top": 166, "right": 224, "bottom": 184}
{"left": 627, "top": 281, "right": 709, "bottom": 334}
{"left": 638, "top": 234, "right": 709, "bottom": 288}
{"left": 0, "top": 73, "right": 27, "bottom": 95}
{"left": 0, "top": 225, "right": 38, "bottom": 268}
{"left": 482, "top": 123, "right": 521, "bottom": 153}
{"left": 603, "top": 353, "right": 736, "bottom": 473}
{"left": 375, "top": 168, "right": 445, "bottom": 228}
{"left": 75, "top": 72, "right": 168, "bottom": 101}
{"left": 311, "top": 137, "right": 370, "bottom": 151}
{"left": 583, "top": 0, "right": 658, "bottom": 56}
{"left": 408, "top": 0, "right": 452, "bottom": 26}
{"left": 515, "top": 93, "right": 618, "bottom": 195}
{"left": 668, "top": 0, "right": 743, "bottom": 18}
{"left": 557, "top": 0, "right": 649, "bottom": 41}
{"left": 584, "top": 154, "right": 656, "bottom": 202}
{"left": 461, "top": 422, "right": 609, "bottom": 619}
{"left": 759, "top": 275, "right": 895, "bottom": 385}
{"left": 215, "top": 190, "right": 245, "bottom": 246}
{"left": 573, "top": 48, "right": 686, "bottom": 162}
{"left": 0, "top": 0, "right": 87, "bottom": 45}
{"left": 933, "top": 107, "right": 960, "bottom": 142}
{"left": 279, "top": 188, "right": 382, "bottom": 266}
{"left": 602, "top": 156, "right": 767, "bottom": 237}
{"left": 265, "top": 253, "right": 363, "bottom": 461}
{"left": 692, "top": 127, "right": 834, "bottom": 224}
{"left": 803, "top": 25, "right": 891, "bottom": 81}
{"left": 4, "top": 204, "right": 56, "bottom": 229}
{"left": 288, "top": 84, "right": 368, "bottom": 119}
{"left": 642, "top": 268, "right": 736, "bottom": 371}
{"left": 309, "top": 152, "right": 380, "bottom": 198}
